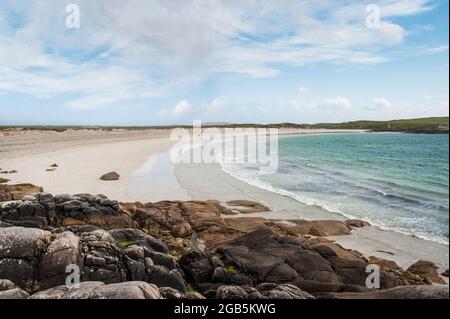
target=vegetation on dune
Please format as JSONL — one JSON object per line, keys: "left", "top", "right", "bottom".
{"left": 0, "top": 178, "right": 10, "bottom": 184}
{"left": 308, "top": 117, "right": 449, "bottom": 132}
{"left": 0, "top": 117, "right": 448, "bottom": 133}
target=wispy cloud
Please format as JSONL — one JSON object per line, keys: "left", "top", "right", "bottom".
{"left": 158, "top": 100, "right": 194, "bottom": 120}
{"left": 318, "top": 97, "right": 352, "bottom": 110}
{"left": 417, "top": 45, "right": 449, "bottom": 55}
{"left": 0, "top": 0, "right": 443, "bottom": 109}
{"left": 364, "top": 97, "right": 392, "bottom": 110}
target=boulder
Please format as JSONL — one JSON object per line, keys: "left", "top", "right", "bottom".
{"left": 100, "top": 172, "right": 120, "bottom": 181}
{"left": 0, "top": 279, "right": 15, "bottom": 291}
{"left": 30, "top": 281, "right": 160, "bottom": 299}
{"left": 313, "top": 244, "right": 399, "bottom": 289}
{"left": 311, "top": 241, "right": 366, "bottom": 262}
{"left": 226, "top": 200, "right": 270, "bottom": 214}
{"left": 180, "top": 228, "right": 346, "bottom": 293}
{"left": 159, "top": 287, "right": 206, "bottom": 299}
{"left": 255, "top": 283, "right": 315, "bottom": 299}
{"left": 367, "top": 256, "right": 427, "bottom": 286}
{"left": 0, "top": 184, "right": 43, "bottom": 202}
{"left": 88, "top": 281, "right": 160, "bottom": 299}
{"left": 1, "top": 276, "right": 30, "bottom": 299}
{"left": 215, "top": 228, "right": 339, "bottom": 284}
{"left": 286, "top": 220, "right": 352, "bottom": 237}
{"left": 109, "top": 228, "right": 168, "bottom": 253}
{"left": 39, "top": 231, "right": 82, "bottom": 289}
{"left": 0, "top": 227, "right": 50, "bottom": 290}
{"left": 0, "top": 288, "right": 29, "bottom": 299}
{"left": 215, "top": 284, "right": 315, "bottom": 299}
{"left": 407, "top": 260, "right": 447, "bottom": 285}
{"left": 146, "top": 266, "right": 187, "bottom": 293}
{"left": 0, "top": 193, "right": 132, "bottom": 229}
{"left": 344, "top": 220, "right": 371, "bottom": 229}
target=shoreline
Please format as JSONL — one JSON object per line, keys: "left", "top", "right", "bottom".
{"left": 1, "top": 128, "right": 448, "bottom": 275}
{"left": 174, "top": 161, "right": 449, "bottom": 273}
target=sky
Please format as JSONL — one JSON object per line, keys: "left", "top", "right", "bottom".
{"left": 0, "top": 0, "right": 448, "bottom": 125}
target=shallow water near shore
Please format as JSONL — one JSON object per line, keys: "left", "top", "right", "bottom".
{"left": 174, "top": 132, "right": 449, "bottom": 270}
{"left": 127, "top": 151, "right": 191, "bottom": 202}
{"left": 223, "top": 132, "right": 449, "bottom": 245}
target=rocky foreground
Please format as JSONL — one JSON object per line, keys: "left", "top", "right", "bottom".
{"left": 0, "top": 184, "right": 448, "bottom": 300}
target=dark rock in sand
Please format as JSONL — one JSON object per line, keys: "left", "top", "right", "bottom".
{"left": 442, "top": 269, "right": 449, "bottom": 277}
{"left": 100, "top": 172, "right": 120, "bottom": 181}
{"left": 285, "top": 220, "right": 352, "bottom": 237}
{"left": 344, "top": 219, "right": 371, "bottom": 229}
{"left": 226, "top": 200, "right": 271, "bottom": 214}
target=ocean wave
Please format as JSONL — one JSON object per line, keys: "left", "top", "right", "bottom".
{"left": 219, "top": 162, "right": 450, "bottom": 245}
{"left": 283, "top": 163, "right": 447, "bottom": 210}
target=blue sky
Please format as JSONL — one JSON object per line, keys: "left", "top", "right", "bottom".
{"left": 0, "top": 0, "right": 448, "bottom": 125}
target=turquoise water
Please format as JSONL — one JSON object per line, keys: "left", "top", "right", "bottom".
{"left": 225, "top": 133, "right": 449, "bottom": 244}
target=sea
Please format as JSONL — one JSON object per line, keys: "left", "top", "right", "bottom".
{"left": 220, "top": 133, "right": 449, "bottom": 245}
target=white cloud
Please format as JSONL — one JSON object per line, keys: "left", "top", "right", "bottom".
{"left": 380, "top": 0, "right": 437, "bottom": 17}
{"left": 207, "top": 98, "right": 225, "bottom": 113}
{"left": 318, "top": 97, "right": 352, "bottom": 110}
{"left": 0, "top": 0, "right": 440, "bottom": 108}
{"left": 418, "top": 45, "right": 449, "bottom": 55}
{"left": 377, "top": 22, "right": 406, "bottom": 45}
{"left": 365, "top": 97, "right": 392, "bottom": 110}
{"left": 158, "top": 100, "right": 193, "bottom": 119}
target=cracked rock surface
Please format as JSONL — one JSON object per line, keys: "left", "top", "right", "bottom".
{"left": 1, "top": 190, "right": 448, "bottom": 299}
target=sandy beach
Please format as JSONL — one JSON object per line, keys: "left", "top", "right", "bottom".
{"left": 1, "top": 128, "right": 448, "bottom": 275}
{"left": 0, "top": 129, "right": 190, "bottom": 202}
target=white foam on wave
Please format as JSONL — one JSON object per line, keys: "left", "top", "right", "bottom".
{"left": 219, "top": 161, "right": 450, "bottom": 246}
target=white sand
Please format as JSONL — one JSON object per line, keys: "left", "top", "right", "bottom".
{"left": 330, "top": 227, "right": 449, "bottom": 272}
{"left": 0, "top": 129, "right": 189, "bottom": 202}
